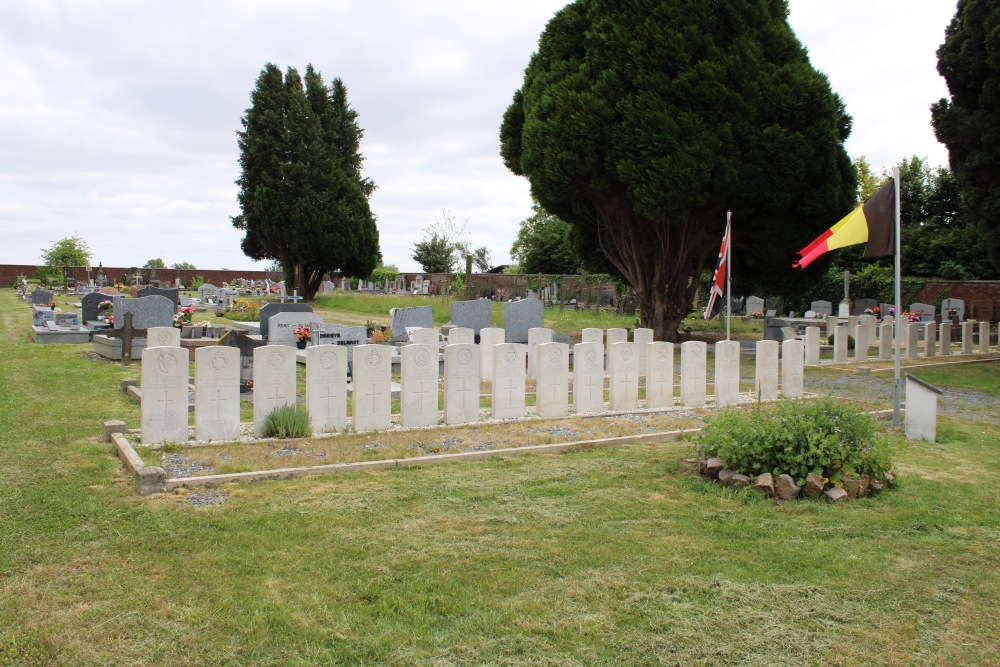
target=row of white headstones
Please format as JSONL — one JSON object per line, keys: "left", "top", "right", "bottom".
{"left": 819, "top": 317, "right": 992, "bottom": 364}
{"left": 139, "top": 325, "right": 808, "bottom": 445}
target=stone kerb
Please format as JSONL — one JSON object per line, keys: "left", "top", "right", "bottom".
{"left": 492, "top": 343, "right": 526, "bottom": 420}
{"left": 194, "top": 346, "right": 241, "bottom": 442}
{"left": 527, "top": 327, "right": 553, "bottom": 378}
{"left": 755, "top": 340, "right": 779, "bottom": 401}
{"left": 479, "top": 327, "right": 505, "bottom": 382}
{"left": 680, "top": 341, "right": 707, "bottom": 407}
{"left": 608, "top": 342, "right": 639, "bottom": 410}
{"left": 253, "top": 345, "right": 297, "bottom": 437}
{"left": 352, "top": 345, "right": 392, "bottom": 432}
{"left": 781, "top": 339, "right": 804, "bottom": 398}
{"left": 400, "top": 344, "right": 440, "bottom": 428}
{"left": 645, "top": 341, "right": 674, "bottom": 409}
{"left": 573, "top": 342, "right": 604, "bottom": 414}
{"left": 714, "top": 340, "right": 740, "bottom": 406}
{"left": 535, "top": 342, "right": 569, "bottom": 419}
{"left": 141, "top": 346, "right": 190, "bottom": 444}
{"left": 503, "top": 298, "right": 543, "bottom": 343}
{"left": 306, "top": 345, "right": 348, "bottom": 433}
{"left": 148, "top": 326, "right": 180, "bottom": 348}
{"left": 444, "top": 343, "right": 481, "bottom": 425}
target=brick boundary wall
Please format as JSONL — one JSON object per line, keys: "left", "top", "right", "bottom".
{"left": 915, "top": 280, "right": 1000, "bottom": 322}
{"left": 1, "top": 265, "right": 283, "bottom": 288}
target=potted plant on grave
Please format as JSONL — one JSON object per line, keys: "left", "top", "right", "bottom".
{"left": 174, "top": 305, "right": 197, "bottom": 336}
{"left": 49, "top": 300, "right": 57, "bottom": 310}
{"left": 294, "top": 326, "right": 312, "bottom": 349}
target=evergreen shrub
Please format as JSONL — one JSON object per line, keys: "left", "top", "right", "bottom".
{"left": 262, "top": 404, "right": 312, "bottom": 439}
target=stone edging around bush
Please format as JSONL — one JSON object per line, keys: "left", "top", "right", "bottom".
{"left": 695, "top": 457, "right": 895, "bottom": 503}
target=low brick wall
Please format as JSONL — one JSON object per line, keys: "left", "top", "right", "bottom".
{"left": 916, "top": 280, "right": 1000, "bottom": 322}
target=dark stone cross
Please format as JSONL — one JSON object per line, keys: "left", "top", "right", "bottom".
{"left": 106, "top": 312, "right": 148, "bottom": 366}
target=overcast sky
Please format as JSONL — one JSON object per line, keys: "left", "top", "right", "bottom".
{"left": 0, "top": 1, "right": 957, "bottom": 273}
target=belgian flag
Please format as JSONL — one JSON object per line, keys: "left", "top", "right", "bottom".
{"left": 793, "top": 180, "right": 895, "bottom": 269}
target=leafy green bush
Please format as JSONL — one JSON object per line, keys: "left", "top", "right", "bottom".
{"left": 697, "top": 399, "right": 899, "bottom": 486}
{"left": 190, "top": 275, "right": 206, "bottom": 290}
{"left": 262, "top": 404, "right": 312, "bottom": 439}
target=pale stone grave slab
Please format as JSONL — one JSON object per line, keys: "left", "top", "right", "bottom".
{"left": 645, "top": 342, "right": 674, "bottom": 408}
{"left": 55, "top": 312, "right": 81, "bottom": 329}
{"left": 197, "top": 283, "right": 220, "bottom": 304}
{"left": 714, "top": 340, "right": 740, "bottom": 405}
{"left": 680, "top": 341, "right": 707, "bottom": 408}
{"left": 804, "top": 326, "right": 820, "bottom": 366}
{"left": 903, "top": 322, "right": 918, "bottom": 358}
{"left": 961, "top": 321, "right": 974, "bottom": 354}
{"left": 745, "top": 296, "right": 765, "bottom": 315}
{"left": 444, "top": 343, "right": 481, "bottom": 425}
{"left": 141, "top": 346, "right": 190, "bottom": 444}
{"left": 909, "top": 302, "right": 935, "bottom": 322}
{"left": 352, "top": 345, "right": 392, "bottom": 432}
{"left": 633, "top": 328, "right": 653, "bottom": 375}
{"left": 399, "top": 343, "right": 439, "bottom": 428}
{"left": 306, "top": 345, "right": 348, "bottom": 433}
{"left": 269, "top": 312, "right": 325, "bottom": 347}
{"left": 448, "top": 327, "right": 475, "bottom": 346}
{"left": 848, "top": 315, "right": 860, "bottom": 335}
{"left": 492, "top": 344, "right": 526, "bottom": 420}
{"left": 810, "top": 300, "right": 832, "bottom": 316}
{"left": 194, "top": 346, "right": 240, "bottom": 441}
{"left": 905, "top": 374, "right": 943, "bottom": 442}
{"left": 527, "top": 327, "right": 553, "bottom": 377}
{"left": 502, "top": 298, "right": 543, "bottom": 343}
{"left": 854, "top": 324, "right": 870, "bottom": 362}
{"left": 451, "top": 299, "right": 492, "bottom": 336}
{"left": 781, "top": 340, "right": 804, "bottom": 398}
{"left": 833, "top": 324, "right": 849, "bottom": 363}
{"left": 113, "top": 295, "right": 175, "bottom": 330}
{"left": 606, "top": 328, "right": 628, "bottom": 347}
{"left": 535, "top": 342, "right": 569, "bottom": 418}
{"left": 408, "top": 327, "right": 439, "bottom": 345}
{"left": 980, "top": 321, "right": 991, "bottom": 353}
{"left": 479, "top": 327, "right": 505, "bottom": 382}
{"left": 581, "top": 328, "right": 603, "bottom": 344}
{"left": 148, "top": 326, "right": 180, "bottom": 348}
{"left": 939, "top": 323, "right": 951, "bottom": 356}
{"left": 253, "top": 345, "right": 297, "bottom": 437}
{"left": 923, "top": 322, "right": 936, "bottom": 357}
{"left": 755, "top": 340, "right": 779, "bottom": 401}
{"left": 941, "top": 298, "right": 965, "bottom": 321}
{"left": 573, "top": 342, "right": 605, "bottom": 413}
{"left": 826, "top": 316, "right": 840, "bottom": 337}
{"left": 608, "top": 342, "right": 639, "bottom": 410}
{"left": 879, "top": 323, "right": 893, "bottom": 360}
{"left": 258, "top": 302, "right": 313, "bottom": 340}
{"left": 388, "top": 306, "right": 434, "bottom": 343}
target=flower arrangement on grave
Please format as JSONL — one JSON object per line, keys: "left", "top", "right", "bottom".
{"left": 908, "top": 311, "right": 922, "bottom": 323}
{"left": 173, "top": 305, "right": 196, "bottom": 328}
{"left": 49, "top": 301, "right": 57, "bottom": 309}
{"left": 98, "top": 299, "right": 113, "bottom": 313}
{"left": 864, "top": 308, "right": 874, "bottom": 315}
{"left": 369, "top": 327, "right": 386, "bottom": 343}
{"left": 294, "top": 326, "right": 312, "bottom": 342}
{"left": 749, "top": 311, "right": 764, "bottom": 319}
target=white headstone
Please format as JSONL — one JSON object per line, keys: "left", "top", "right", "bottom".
{"left": 645, "top": 341, "right": 674, "bottom": 409}
{"left": 448, "top": 327, "right": 475, "bottom": 346}
{"left": 961, "top": 321, "right": 974, "bottom": 354}
{"left": 924, "top": 322, "right": 937, "bottom": 357}
{"left": 608, "top": 342, "right": 639, "bottom": 410}
{"left": 535, "top": 342, "right": 569, "bottom": 418}
{"left": 633, "top": 328, "right": 653, "bottom": 375}
{"left": 479, "top": 327, "right": 505, "bottom": 382}
{"left": 581, "top": 328, "right": 603, "bottom": 344}
{"left": 804, "top": 326, "right": 820, "bottom": 366}
{"left": 444, "top": 343, "right": 481, "bottom": 425}
{"left": 905, "top": 375, "right": 941, "bottom": 442}
{"left": 755, "top": 340, "right": 779, "bottom": 401}
{"left": 141, "top": 346, "right": 190, "bottom": 444}
{"left": 905, "top": 323, "right": 919, "bottom": 358}
{"left": 526, "top": 327, "right": 553, "bottom": 378}
{"left": 352, "top": 345, "right": 392, "bottom": 432}
{"left": 148, "top": 326, "right": 181, "bottom": 348}
{"left": 879, "top": 323, "right": 893, "bottom": 360}
{"left": 409, "top": 328, "right": 438, "bottom": 345}
{"left": 400, "top": 343, "right": 439, "bottom": 428}
{"left": 826, "top": 316, "right": 840, "bottom": 338}
{"left": 306, "top": 345, "right": 348, "bottom": 433}
{"left": 680, "top": 341, "right": 707, "bottom": 408}
{"left": 194, "top": 346, "right": 240, "bottom": 442}
{"left": 980, "top": 321, "right": 991, "bottom": 354}
{"left": 492, "top": 343, "right": 526, "bottom": 420}
{"left": 854, "top": 323, "right": 870, "bottom": 363}
{"left": 573, "top": 341, "right": 604, "bottom": 414}
{"left": 606, "top": 328, "right": 628, "bottom": 347}
{"left": 713, "top": 340, "right": 741, "bottom": 406}
{"left": 939, "top": 323, "right": 952, "bottom": 356}
{"left": 781, "top": 340, "right": 804, "bottom": 398}
{"left": 833, "top": 324, "right": 849, "bottom": 364}
{"left": 253, "top": 345, "right": 297, "bottom": 437}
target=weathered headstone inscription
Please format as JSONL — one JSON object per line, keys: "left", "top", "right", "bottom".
{"left": 141, "top": 346, "right": 190, "bottom": 444}
{"left": 781, "top": 339, "right": 804, "bottom": 398}
{"left": 448, "top": 327, "right": 475, "bottom": 346}
{"left": 259, "top": 303, "right": 313, "bottom": 341}
{"left": 194, "top": 346, "right": 240, "bottom": 442}
{"left": 755, "top": 340, "right": 779, "bottom": 401}
{"left": 645, "top": 341, "right": 674, "bottom": 409}
{"left": 633, "top": 328, "right": 653, "bottom": 376}
{"left": 444, "top": 343, "right": 481, "bottom": 425}
{"left": 147, "top": 326, "right": 180, "bottom": 348}
{"left": 492, "top": 344, "right": 526, "bottom": 420}
{"left": 352, "top": 344, "right": 392, "bottom": 432}
{"left": 479, "top": 327, "right": 505, "bottom": 382}
{"left": 535, "top": 342, "right": 569, "bottom": 418}
{"left": 680, "top": 341, "right": 707, "bottom": 408}
{"left": 268, "top": 312, "right": 324, "bottom": 347}
{"left": 306, "top": 345, "right": 348, "bottom": 433}
{"left": 527, "top": 327, "right": 553, "bottom": 378}
{"left": 400, "top": 343, "right": 439, "bottom": 428}
{"left": 252, "top": 345, "right": 297, "bottom": 437}
{"left": 573, "top": 342, "right": 604, "bottom": 413}
{"left": 608, "top": 342, "right": 639, "bottom": 410}
{"left": 714, "top": 340, "right": 740, "bottom": 406}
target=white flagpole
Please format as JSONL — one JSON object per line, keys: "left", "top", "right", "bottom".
{"left": 893, "top": 168, "right": 902, "bottom": 426}
{"left": 725, "top": 210, "right": 732, "bottom": 341}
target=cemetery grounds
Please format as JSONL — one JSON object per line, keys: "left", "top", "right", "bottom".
{"left": 0, "top": 289, "right": 998, "bottom": 666}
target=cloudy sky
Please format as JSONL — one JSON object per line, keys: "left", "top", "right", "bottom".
{"left": 0, "top": 1, "right": 957, "bottom": 273}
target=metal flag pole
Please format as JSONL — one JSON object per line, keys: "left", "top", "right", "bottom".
{"left": 893, "top": 167, "right": 902, "bottom": 426}
{"left": 726, "top": 210, "right": 732, "bottom": 341}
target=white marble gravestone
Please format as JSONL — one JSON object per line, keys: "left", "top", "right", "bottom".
{"left": 854, "top": 323, "right": 870, "bottom": 363}
{"left": 606, "top": 328, "right": 628, "bottom": 347}
{"left": 905, "top": 374, "right": 942, "bottom": 442}
{"left": 714, "top": 340, "right": 741, "bottom": 406}
{"left": 400, "top": 343, "right": 439, "bottom": 428}
{"left": 804, "top": 326, "right": 820, "bottom": 366}
{"left": 608, "top": 342, "right": 639, "bottom": 410}
{"left": 879, "top": 323, "right": 893, "bottom": 360}
{"left": 492, "top": 343, "right": 526, "bottom": 420}
{"left": 680, "top": 341, "right": 707, "bottom": 408}
{"left": 141, "top": 346, "right": 190, "bottom": 444}
{"left": 253, "top": 345, "right": 297, "bottom": 437}
{"left": 826, "top": 316, "right": 840, "bottom": 338}
{"left": 961, "top": 321, "right": 974, "bottom": 354}
{"left": 781, "top": 339, "right": 804, "bottom": 398}
{"left": 352, "top": 345, "right": 392, "bottom": 432}
{"left": 939, "top": 323, "right": 951, "bottom": 356}
{"left": 633, "top": 328, "right": 653, "bottom": 375}
{"left": 147, "top": 326, "right": 180, "bottom": 348}
{"left": 573, "top": 342, "right": 605, "bottom": 413}
{"left": 194, "top": 346, "right": 240, "bottom": 442}
{"left": 645, "top": 341, "right": 674, "bottom": 409}
{"left": 924, "top": 322, "right": 937, "bottom": 357}
{"left": 535, "top": 342, "right": 569, "bottom": 418}
{"left": 903, "top": 322, "right": 918, "bottom": 359}
{"left": 478, "top": 327, "right": 505, "bottom": 382}
{"left": 526, "top": 327, "right": 553, "bottom": 378}
{"left": 980, "top": 321, "right": 991, "bottom": 353}
{"left": 581, "top": 328, "right": 603, "bottom": 344}
{"left": 444, "top": 343, "right": 481, "bottom": 425}
{"left": 833, "top": 324, "right": 849, "bottom": 364}
{"left": 448, "top": 327, "right": 475, "bottom": 346}
{"left": 755, "top": 340, "right": 779, "bottom": 401}
{"left": 409, "top": 328, "right": 439, "bottom": 346}
{"left": 306, "top": 345, "right": 348, "bottom": 433}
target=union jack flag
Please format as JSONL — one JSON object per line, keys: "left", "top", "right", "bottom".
{"left": 704, "top": 212, "right": 731, "bottom": 320}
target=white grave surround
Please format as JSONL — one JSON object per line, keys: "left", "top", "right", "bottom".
{"left": 448, "top": 327, "right": 475, "bottom": 346}
{"left": 443, "top": 343, "right": 481, "bottom": 425}
{"left": 939, "top": 323, "right": 952, "bottom": 356}
{"left": 804, "top": 326, "right": 821, "bottom": 366}
{"left": 194, "top": 346, "right": 241, "bottom": 441}
{"left": 526, "top": 327, "right": 553, "bottom": 378}
{"left": 306, "top": 345, "right": 348, "bottom": 433}
{"left": 148, "top": 326, "right": 181, "bottom": 348}
{"left": 645, "top": 341, "right": 674, "bottom": 409}
{"left": 581, "top": 328, "right": 604, "bottom": 345}
{"left": 352, "top": 345, "right": 393, "bottom": 432}
{"left": 905, "top": 374, "right": 943, "bottom": 442}
{"left": 633, "top": 328, "right": 654, "bottom": 376}
{"left": 253, "top": 345, "right": 298, "bottom": 437}
{"left": 492, "top": 343, "right": 527, "bottom": 420}
{"left": 679, "top": 341, "right": 707, "bottom": 408}
{"left": 535, "top": 342, "right": 569, "bottom": 418}
{"left": 141, "top": 346, "right": 190, "bottom": 444}
{"left": 755, "top": 340, "right": 779, "bottom": 401}
{"left": 924, "top": 322, "right": 937, "bottom": 357}
{"left": 400, "top": 343, "right": 440, "bottom": 428}
{"left": 781, "top": 340, "right": 804, "bottom": 398}
{"left": 573, "top": 341, "right": 605, "bottom": 414}
{"left": 714, "top": 340, "right": 741, "bottom": 406}
{"left": 479, "top": 327, "right": 505, "bottom": 382}
{"left": 608, "top": 341, "right": 640, "bottom": 411}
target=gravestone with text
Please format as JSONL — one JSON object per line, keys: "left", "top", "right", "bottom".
{"left": 306, "top": 345, "right": 348, "bottom": 433}
{"left": 194, "top": 346, "right": 240, "bottom": 441}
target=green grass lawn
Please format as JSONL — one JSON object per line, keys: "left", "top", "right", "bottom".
{"left": 1, "top": 290, "right": 998, "bottom": 666}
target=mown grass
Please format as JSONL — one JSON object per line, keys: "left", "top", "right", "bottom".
{"left": 1, "top": 290, "right": 998, "bottom": 666}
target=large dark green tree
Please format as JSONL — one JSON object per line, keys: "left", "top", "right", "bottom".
{"left": 500, "top": 0, "right": 855, "bottom": 340}
{"left": 233, "top": 63, "right": 380, "bottom": 299}
{"left": 510, "top": 203, "right": 582, "bottom": 275}
{"left": 932, "top": 0, "right": 1000, "bottom": 271}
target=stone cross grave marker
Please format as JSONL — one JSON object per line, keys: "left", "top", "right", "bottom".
{"left": 633, "top": 328, "right": 653, "bottom": 376}
{"left": 252, "top": 345, "right": 297, "bottom": 437}
{"left": 680, "top": 341, "right": 707, "bottom": 407}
